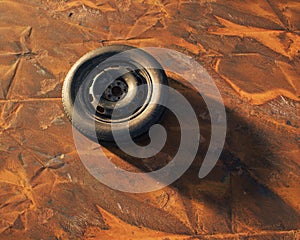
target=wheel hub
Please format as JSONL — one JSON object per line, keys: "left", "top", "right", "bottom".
{"left": 87, "top": 64, "right": 150, "bottom": 121}
{"left": 103, "top": 79, "right": 128, "bottom": 102}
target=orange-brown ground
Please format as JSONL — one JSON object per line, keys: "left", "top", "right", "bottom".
{"left": 0, "top": 0, "right": 299, "bottom": 239}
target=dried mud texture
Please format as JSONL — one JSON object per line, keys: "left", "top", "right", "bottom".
{"left": 0, "top": 0, "right": 299, "bottom": 239}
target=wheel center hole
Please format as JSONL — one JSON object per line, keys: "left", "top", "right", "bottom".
{"left": 111, "top": 86, "right": 123, "bottom": 97}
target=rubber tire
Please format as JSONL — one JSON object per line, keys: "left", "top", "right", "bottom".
{"left": 62, "top": 44, "right": 168, "bottom": 142}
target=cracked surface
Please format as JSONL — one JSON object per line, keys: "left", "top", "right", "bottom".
{"left": 0, "top": 0, "right": 299, "bottom": 239}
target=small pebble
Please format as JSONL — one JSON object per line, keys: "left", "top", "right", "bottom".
{"left": 286, "top": 120, "right": 292, "bottom": 126}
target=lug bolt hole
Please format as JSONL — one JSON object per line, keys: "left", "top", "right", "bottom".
{"left": 97, "top": 106, "right": 105, "bottom": 114}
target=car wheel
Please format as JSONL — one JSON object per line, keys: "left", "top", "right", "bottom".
{"left": 62, "top": 44, "right": 168, "bottom": 142}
